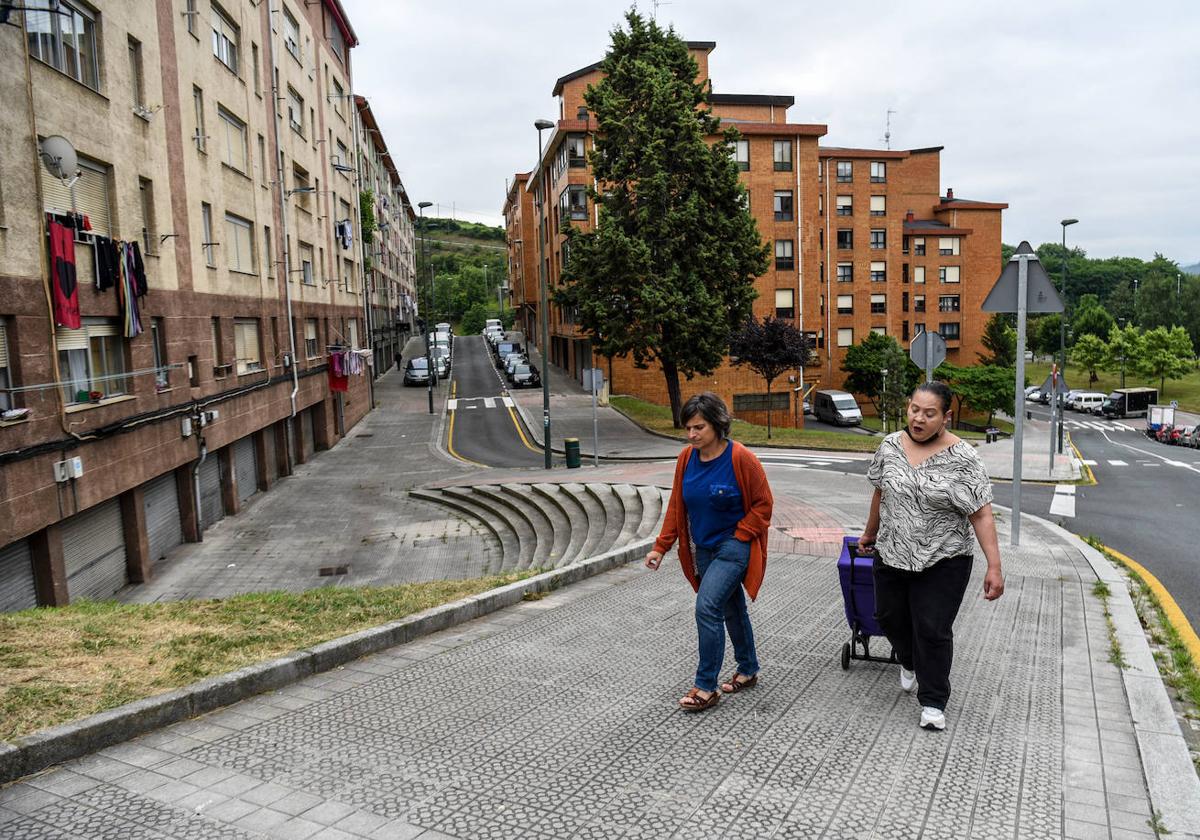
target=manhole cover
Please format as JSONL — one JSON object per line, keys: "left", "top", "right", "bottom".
{"left": 318, "top": 565, "right": 350, "bottom": 576}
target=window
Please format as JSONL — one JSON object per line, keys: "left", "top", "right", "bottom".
{"left": 913, "top": 237, "right": 926, "bottom": 256}
{"left": 211, "top": 318, "right": 225, "bottom": 372}
{"left": 559, "top": 185, "right": 587, "bottom": 221}
{"left": 902, "top": 263, "right": 909, "bottom": 284}
{"left": 914, "top": 295, "right": 926, "bottom": 312}
{"left": 870, "top": 195, "right": 886, "bottom": 216}
{"left": 263, "top": 225, "right": 273, "bottom": 277}
{"left": 299, "top": 242, "right": 314, "bottom": 285}
{"left": 817, "top": 160, "right": 823, "bottom": 182}
{"left": 211, "top": 3, "right": 240, "bottom": 73}
{"left": 914, "top": 266, "right": 926, "bottom": 284}
{"left": 283, "top": 6, "right": 301, "bottom": 61}
{"left": 292, "top": 165, "right": 311, "bottom": 211}
{"left": 732, "top": 139, "right": 749, "bottom": 171}
{"left": 41, "top": 154, "right": 111, "bottom": 236}
{"left": 940, "top": 266, "right": 960, "bottom": 283}
{"left": 567, "top": 134, "right": 586, "bottom": 167}
{"left": 138, "top": 178, "right": 156, "bottom": 254}
{"left": 836, "top": 195, "right": 852, "bottom": 216}
{"left": 775, "top": 289, "right": 795, "bottom": 319}
{"left": 343, "top": 258, "right": 354, "bottom": 293}
{"left": 225, "top": 213, "right": 255, "bottom": 273}
{"left": 335, "top": 139, "right": 351, "bottom": 176}
{"left": 837, "top": 328, "right": 854, "bottom": 347}
{"left": 186, "top": 0, "right": 197, "bottom": 36}
{"left": 329, "top": 20, "right": 347, "bottom": 64}
{"left": 902, "top": 236, "right": 909, "bottom": 255}
{"left": 774, "top": 240, "right": 794, "bottom": 270}
{"left": 914, "top": 322, "right": 926, "bottom": 335}
{"left": 331, "top": 78, "right": 344, "bottom": 117}
{"left": 151, "top": 318, "right": 169, "bottom": 390}
{"left": 818, "top": 195, "right": 823, "bottom": 216}
{"left": 836, "top": 294, "right": 854, "bottom": 315}
{"left": 902, "top": 292, "right": 909, "bottom": 312}
{"left": 57, "top": 318, "right": 127, "bottom": 403}
{"left": 258, "top": 134, "right": 267, "bottom": 181}
{"left": 939, "top": 237, "right": 960, "bottom": 256}
{"left": 201, "top": 203, "right": 215, "bottom": 267}
{"left": 250, "top": 42, "right": 261, "bottom": 94}
{"left": 870, "top": 161, "right": 886, "bottom": 182}
{"left": 234, "top": 319, "right": 263, "bottom": 374}
{"left": 304, "top": 318, "right": 319, "bottom": 357}
{"left": 836, "top": 161, "right": 852, "bottom": 182}
{"left": 902, "top": 321, "right": 910, "bottom": 341}
{"left": 25, "top": 0, "right": 99, "bottom": 90}
{"left": 192, "top": 87, "right": 207, "bottom": 152}
{"left": 0, "top": 322, "right": 11, "bottom": 411}
{"left": 870, "top": 293, "right": 887, "bottom": 314}
{"left": 870, "top": 261, "right": 886, "bottom": 282}
{"left": 287, "top": 87, "right": 304, "bottom": 135}
{"left": 870, "top": 229, "right": 886, "bottom": 249}
{"left": 938, "top": 295, "right": 961, "bottom": 312}
{"left": 218, "top": 107, "right": 248, "bottom": 172}
{"left": 940, "top": 322, "right": 961, "bottom": 341}
{"left": 773, "top": 140, "right": 792, "bottom": 171}
{"left": 347, "top": 318, "right": 359, "bottom": 350}
{"left": 773, "top": 190, "right": 794, "bottom": 222}
{"left": 128, "top": 36, "right": 145, "bottom": 107}
{"left": 836, "top": 262, "right": 853, "bottom": 283}
{"left": 837, "top": 229, "right": 853, "bottom": 249}
{"left": 871, "top": 326, "right": 886, "bottom": 336}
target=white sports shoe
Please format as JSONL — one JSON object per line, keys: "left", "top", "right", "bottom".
{"left": 899, "top": 666, "right": 917, "bottom": 693}
{"left": 920, "top": 706, "right": 946, "bottom": 731}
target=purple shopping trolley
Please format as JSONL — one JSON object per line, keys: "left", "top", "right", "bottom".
{"left": 837, "top": 535, "right": 897, "bottom": 670}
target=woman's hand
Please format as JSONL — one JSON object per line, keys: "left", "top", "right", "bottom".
{"left": 983, "top": 567, "right": 1005, "bottom": 600}
{"left": 645, "top": 550, "right": 663, "bottom": 570}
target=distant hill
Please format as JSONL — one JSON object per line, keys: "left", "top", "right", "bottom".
{"left": 1183, "top": 262, "right": 1200, "bottom": 276}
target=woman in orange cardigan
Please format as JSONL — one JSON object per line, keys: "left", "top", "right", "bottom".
{"left": 646, "top": 392, "right": 774, "bottom": 712}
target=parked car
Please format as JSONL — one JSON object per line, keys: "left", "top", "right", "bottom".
{"left": 432, "top": 346, "right": 451, "bottom": 373}
{"left": 510, "top": 363, "right": 541, "bottom": 388}
{"left": 1186, "top": 426, "right": 1200, "bottom": 449}
{"left": 1169, "top": 425, "right": 1193, "bottom": 446}
{"left": 1026, "top": 389, "right": 1044, "bottom": 404}
{"left": 504, "top": 353, "right": 526, "bottom": 379}
{"left": 1155, "top": 424, "right": 1174, "bottom": 444}
{"left": 1069, "top": 392, "right": 1106, "bottom": 413}
{"left": 432, "top": 352, "right": 449, "bottom": 380}
{"left": 435, "top": 322, "right": 453, "bottom": 336}
{"left": 495, "top": 341, "right": 522, "bottom": 367}
{"left": 813, "top": 389, "right": 862, "bottom": 426}
{"left": 402, "top": 357, "right": 431, "bottom": 386}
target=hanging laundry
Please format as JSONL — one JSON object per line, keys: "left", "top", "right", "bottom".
{"left": 327, "top": 365, "right": 349, "bottom": 393}
{"left": 93, "top": 235, "right": 120, "bottom": 291}
{"left": 116, "top": 241, "right": 143, "bottom": 338}
{"left": 48, "top": 217, "right": 81, "bottom": 329}
{"left": 127, "top": 240, "right": 148, "bottom": 297}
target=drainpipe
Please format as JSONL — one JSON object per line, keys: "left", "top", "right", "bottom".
{"left": 266, "top": 0, "right": 300, "bottom": 418}
{"left": 191, "top": 424, "right": 207, "bottom": 542}
{"left": 350, "top": 101, "right": 375, "bottom": 409}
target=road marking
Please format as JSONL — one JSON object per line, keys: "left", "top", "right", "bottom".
{"left": 1081, "top": 459, "right": 1098, "bottom": 465}
{"left": 1117, "top": 423, "right": 1138, "bottom": 431}
{"left": 1099, "top": 428, "right": 1200, "bottom": 476}
{"left": 1101, "top": 544, "right": 1200, "bottom": 668}
{"left": 483, "top": 397, "right": 495, "bottom": 409}
{"left": 1049, "top": 484, "right": 1076, "bottom": 517}
{"left": 447, "top": 399, "right": 458, "bottom": 410}
{"left": 446, "top": 393, "right": 486, "bottom": 467}
{"left": 1107, "top": 460, "right": 1128, "bottom": 466}
{"left": 758, "top": 453, "right": 856, "bottom": 464}
{"left": 502, "top": 396, "right": 515, "bottom": 408}
{"left": 506, "top": 405, "right": 543, "bottom": 454}
{"left": 1166, "top": 460, "right": 1189, "bottom": 467}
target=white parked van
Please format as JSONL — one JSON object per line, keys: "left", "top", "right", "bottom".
{"left": 1069, "top": 392, "right": 1106, "bottom": 413}
{"left": 813, "top": 390, "right": 863, "bottom": 426}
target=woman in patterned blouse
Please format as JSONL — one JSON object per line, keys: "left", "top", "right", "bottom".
{"left": 860, "top": 381, "right": 1004, "bottom": 731}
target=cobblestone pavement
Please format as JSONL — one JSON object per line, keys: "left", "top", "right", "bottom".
{"left": 2, "top": 465, "right": 1176, "bottom": 839}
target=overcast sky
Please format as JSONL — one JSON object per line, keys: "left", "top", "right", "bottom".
{"left": 342, "top": 0, "right": 1199, "bottom": 264}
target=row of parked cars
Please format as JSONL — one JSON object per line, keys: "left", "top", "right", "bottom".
{"left": 1154, "top": 424, "right": 1200, "bottom": 447}
{"left": 485, "top": 320, "right": 541, "bottom": 388}
{"left": 402, "top": 322, "right": 454, "bottom": 386}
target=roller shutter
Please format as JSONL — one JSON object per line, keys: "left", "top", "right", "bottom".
{"left": 62, "top": 499, "right": 127, "bottom": 601}
{"left": 41, "top": 156, "right": 111, "bottom": 237}
{"left": 0, "top": 539, "right": 37, "bottom": 613}
{"left": 144, "top": 472, "right": 183, "bottom": 564}
{"left": 285, "top": 418, "right": 296, "bottom": 469}
{"left": 234, "top": 435, "right": 257, "bottom": 503}
{"left": 302, "top": 408, "right": 315, "bottom": 460}
{"left": 264, "top": 424, "right": 277, "bottom": 482}
{"left": 199, "top": 453, "right": 223, "bottom": 529}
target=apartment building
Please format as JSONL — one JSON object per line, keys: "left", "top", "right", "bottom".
{"left": 505, "top": 41, "right": 1005, "bottom": 427}
{"left": 0, "top": 0, "right": 400, "bottom": 611}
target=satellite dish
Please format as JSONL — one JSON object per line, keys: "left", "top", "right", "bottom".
{"left": 39, "top": 135, "right": 78, "bottom": 181}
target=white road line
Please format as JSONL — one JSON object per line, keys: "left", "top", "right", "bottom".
{"left": 1166, "top": 460, "right": 1190, "bottom": 467}
{"left": 447, "top": 399, "right": 458, "bottom": 410}
{"left": 463, "top": 404, "right": 476, "bottom": 410}
{"left": 502, "top": 396, "right": 515, "bottom": 407}
{"left": 1099, "top": 428, "right": 1200, "bottom": 476}
{"left": 1108, "top": 460, "right": 1128, "bottom": 466}
{"left": 1081, "top": 459, "right": 1098, "bottom": 465}
{"left": 1049, "top": 484, "right": 1076, "bottom": 518}
{"left": 758, "top": 453, "right": 854, "bottom": 463}
{"left": 1117, "top": 423, "right": 1138, "bottom": 431}
{"left": 483, "top": 397, "right": 495, "bottom": 409}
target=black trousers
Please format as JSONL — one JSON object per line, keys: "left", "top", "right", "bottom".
{"left": 872, "top": 553, "right": 973, "bottom": 711}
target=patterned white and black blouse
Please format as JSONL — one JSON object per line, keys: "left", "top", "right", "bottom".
{"left": 866, "top": 431, "right": 994, "bottom": 571}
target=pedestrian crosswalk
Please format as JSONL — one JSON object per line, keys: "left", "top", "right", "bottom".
{"left": 1063, "top": 419, "right": 1140, "bottom": 432}
{"left": 447, "top": 396, "right": 515, "bottom": 410}
{"left": 757, "top": 452, "right": 861, "bottom": 469}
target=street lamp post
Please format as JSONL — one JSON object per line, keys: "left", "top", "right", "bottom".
{"left": 418, "top": 201, "right": 434, "bottom": 414}
{"left": 880, "top": 368, "right": 888, "bottom": 434}
{"left": 1058, "top": 218, "right": 1078, "bottom": 454}
{"left": 534, "top": 118, "right": 555, "bottom": 469}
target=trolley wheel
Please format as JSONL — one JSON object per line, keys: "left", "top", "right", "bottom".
{"left": 840, "top": 642, "right": 851, "bottom": 670}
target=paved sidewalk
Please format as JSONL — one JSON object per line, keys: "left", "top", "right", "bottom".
{"left": 6, "top": 467, "right": 1197, "bottom": 839}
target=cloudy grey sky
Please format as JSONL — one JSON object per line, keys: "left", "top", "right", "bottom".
{"left": 342, "top": 0, "right": 1199, "bottom": 263}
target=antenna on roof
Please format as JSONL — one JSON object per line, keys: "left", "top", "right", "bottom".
{"left": 882, "top": 109, "right": 897, "bottom": 150}
{"left": 651, "top": 0, "right": 672, "bottom": 20}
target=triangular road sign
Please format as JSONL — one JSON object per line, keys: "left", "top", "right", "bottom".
{"left": 982, "top": 241, "right": 1065, "bottom": 314}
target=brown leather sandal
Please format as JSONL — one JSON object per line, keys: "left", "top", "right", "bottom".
{"left": 720, "top": 673, "right": 758, "bottom": 694}
{"left": 678, "top": 687, "right": 719, "bottom": 713}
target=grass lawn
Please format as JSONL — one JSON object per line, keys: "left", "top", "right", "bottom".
{"left": 1025, "top": 361, "right": 1200, "bottom": 413}
{"left": 0, "top": 572, "right": 535, "bottom": 742}
{"left": 611, "top": 395, "right": 881, "bottom": 453}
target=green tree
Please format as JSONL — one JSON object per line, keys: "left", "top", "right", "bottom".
{"left": 729, "top": 316, "right": 811, "bottom": 438}
{"left": 841, "top": 332, "right": 921, "bottom": 419}
{"left": 936, "top": 364, "right": 1015, "bottom": 427}
{"left": 1071, "top": 333, "right": 1107, "bottom": 385}
{"left": 978, "top": 313, "right": 1016, "bottom": 367}
{"left": 1030, "top": 314, "right": 1063, "bottom": 358}
{"left": 1071, "top": 294, "right": 1116, "bottom": 344}
{"left": 1102, "top": 324, "right": 1143, "bottom": 388}
{"left": 1137, "top": 325, "right": 1196, "bottom": 396}
{"left": 460, "top": 302, "right": 489, "bottom": 336}
{"left": 556, "top": 11, "right": 768, "bottom": 426}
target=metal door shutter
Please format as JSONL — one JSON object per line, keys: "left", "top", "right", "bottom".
{"left": 199, "top": 453, "right": 223, "bottom": 529}
{"left": 0, "top": 539, "right": 37, "bottom": 613}
{"left": 234, "top": 435, "right": 258, "bottom": 503}
{"left": 302, "top": 409, "right": 315, "bottom": 459}
{"left": 62, "top": 499, "right": 127, "bottom": 601}
{"left": 144, "top": 472, "right": 183, "bottom": 564}
{"left": 264, "top": 425, "right": 277, "bottom": 482}
{"left": 285, "top": 418, "right": 296, "bottom": 469}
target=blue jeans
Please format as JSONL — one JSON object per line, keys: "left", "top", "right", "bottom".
{"left": 693, "top": 536, "right": 759, "bottom": 692}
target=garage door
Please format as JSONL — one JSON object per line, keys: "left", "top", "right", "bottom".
{"left": 285, "top": 418, "right": 296, "bottom": 469}
{"left": 199, "top": 452, "right": 223, "bottom": 529}
{"left": 264, "top": 424, "right": 278, "bottom": 482}
{"left": 234, "top": 435, "right": 258, "bottom": 504}
{"left": 144, "top": 472, "right": 183, "bottom": 564}
{"left": 62, "top": 499, "right": 127, "bottom": 601}
{"left": 302, "top": 409, "right": 316, "bottom": 460}
{"left": 0, "top": 539, "right": 37, "bottom": 612}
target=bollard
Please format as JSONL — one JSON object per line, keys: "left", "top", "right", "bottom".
{"left": 564, "top": 438, "right": 581, "bottom": 469}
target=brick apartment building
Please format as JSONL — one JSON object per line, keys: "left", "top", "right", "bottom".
{"left": 0, "top": 0, "right": 416, "bottom": 611}
{"left": 503, "top": 41, "right": 1005, "bottom": 427}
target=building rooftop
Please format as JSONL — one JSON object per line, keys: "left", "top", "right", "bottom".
{"left": 709, "top": 93, "right": 795, "bottom": 107}
{"left": 551, "top": 41, "right": 717, "bottom": 96}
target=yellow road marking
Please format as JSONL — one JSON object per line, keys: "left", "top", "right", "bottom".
{"left": 446, "top": 380, "right": 486, "bottom": 466}
{"left": 1069, "top": 436, "right": 1097, "bottom": 485}
{"left": 507, "top": 404, "right": 543, "bottom": 454}
{"left": 1101, "top": 543, "right": 1200, "bottom": 665}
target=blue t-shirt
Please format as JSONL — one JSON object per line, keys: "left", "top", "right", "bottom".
{"left": 682, "top": 442, "right": 744, "bottom": 548}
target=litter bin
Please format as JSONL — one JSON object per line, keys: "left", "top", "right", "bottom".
{"left": 986, "top": 427, "right": 998, "bottom": 443}
{"left": 564, "top": 438, "right": 581, "bottom": 469}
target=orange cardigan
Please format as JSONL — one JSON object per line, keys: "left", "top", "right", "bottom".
{"left": 653, "top": 440, "right": 774, "bottom": 601}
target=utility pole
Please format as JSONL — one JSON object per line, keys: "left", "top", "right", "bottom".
{"left": 1057, "top": 219, "right": 1078, "bottom": 454}
{"left": 535, "top": 119, "right": 554, "bottom": 469}
{"left": 418, "top": 201, "right": 433, "bottom": 414}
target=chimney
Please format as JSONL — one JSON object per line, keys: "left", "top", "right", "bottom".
{"left": 905, "top": 210, "right": 914, "bottom": 222}
{"left": 946, "top": 187, "right": 954, "bottom": 200}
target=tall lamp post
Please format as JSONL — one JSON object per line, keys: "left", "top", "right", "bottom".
{"left": 418, "top": 201, "right": 434, "bottom": 414}
{"left": 1058, "top": 218, "right": 1078, "bottom": 454}
{"left": 534, "top": 118, "right": 555, "bottom": 469}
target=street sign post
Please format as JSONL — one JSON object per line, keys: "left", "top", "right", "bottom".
{"left": 983, "top": 241, "right": 1064, "bottom": 546}
{"left": 910, "top": 330, "right": 947, "bottom": 383}
{"left": 583, "top": 367, "right": 604, "bottom": 467}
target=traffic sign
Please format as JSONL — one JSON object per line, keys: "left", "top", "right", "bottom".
{"left": 1040, "top": 374, "right": 1070, "bottom": 396}
{"left": 982, "top": 241, "right": 1065, "bottom": 313}
{"left": 910, "top": 330, "right": 947, "bottom": 373}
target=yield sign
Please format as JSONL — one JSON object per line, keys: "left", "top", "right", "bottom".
{"left": 982, "top": 241, "right": 1065, "bottom": 314}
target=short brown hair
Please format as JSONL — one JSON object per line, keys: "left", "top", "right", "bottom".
{"left": 680, "top": 392, "right": 732, "bottom": 439}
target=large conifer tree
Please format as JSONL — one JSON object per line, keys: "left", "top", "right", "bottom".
{"left": 556, "top": 11, "right": 768, "bottom": 426}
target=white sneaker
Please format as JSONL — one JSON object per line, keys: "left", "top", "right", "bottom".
{"left": 920, "top": 706, "right": 946, "bottom": 731}
{"left": 899, "top": 666, "right": 917, "bottom": 693}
